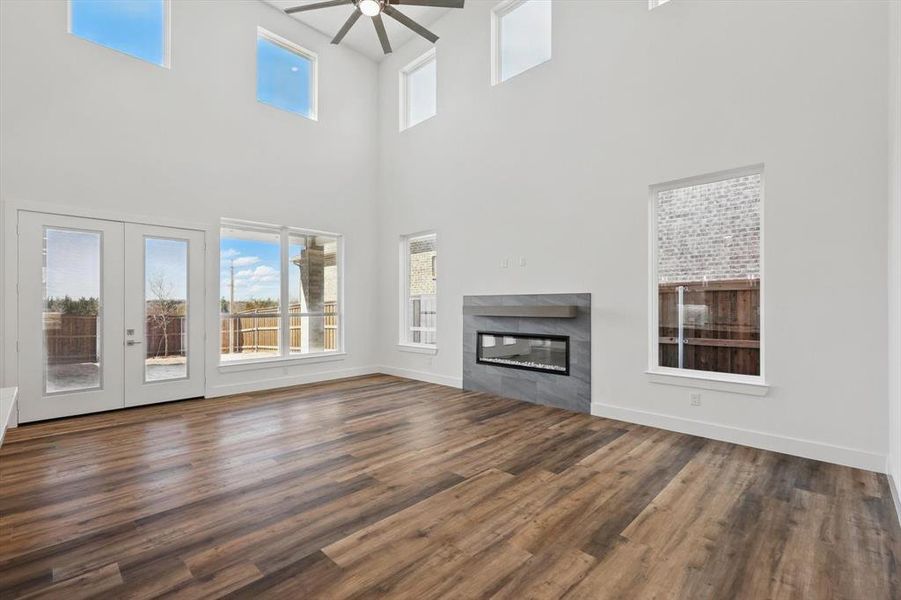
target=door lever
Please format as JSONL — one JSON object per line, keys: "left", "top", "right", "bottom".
{"left": 126, "top": 340, "right": 143, "bottom": 346}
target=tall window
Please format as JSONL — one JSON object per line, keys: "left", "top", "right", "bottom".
{"left": 400, "top": 49, "right": 437, "bottom": 131}
{"left": 220, "top": 222, "right": 341, "bottom": 363}
{"left": 491, "top": 0, "right": 552, "bottom": 85}
{"left": 650, "top": 167, "right": 763, "bottom": 380}
{"left": 400, "top": 233, "right": 437, "bottom": 348}
{"left": 69, "top": 0, "right": 169, "bottom": 67}
{"left": 257, "top": 28, "right": 318, "bottom": 120}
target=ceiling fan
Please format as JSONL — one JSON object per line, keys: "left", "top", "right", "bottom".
{"left": 284, "top": 0, "right": 465, "bottom": 55}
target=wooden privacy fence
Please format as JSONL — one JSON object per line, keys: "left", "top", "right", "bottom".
{"left": 44, "top": 313, "right": 187, "bottom": 364}
{"left": 145, "top": 318, "right": 186, "bottom": 359}
{"left": 45, "top": 303, "right": 340, "bottom": 363}
{"left": 658, "top": 279, "right": 760, "bottom": 376}
{"left": 221, "top": 302, "right": 338, "bottom": 355}
{"left": 43, "top": 314, "right": 98, "bottom": 365}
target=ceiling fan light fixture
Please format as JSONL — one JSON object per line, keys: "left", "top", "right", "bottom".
{"left": 358, "top": 0, "right": 381, "bottom": 17}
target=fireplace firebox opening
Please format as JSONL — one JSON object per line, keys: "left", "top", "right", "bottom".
{"left": 476, "top": 332, "right": 570, "bottom": 376}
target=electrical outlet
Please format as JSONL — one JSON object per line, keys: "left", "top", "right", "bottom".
{"left": 519, "top": 257, "right": 527, "bottom": 267}
{"left": 501, "top": 258, "right": 510, "bottom": 268}
{"left": 690, "top": 392, "right": 701, "bottom": 406}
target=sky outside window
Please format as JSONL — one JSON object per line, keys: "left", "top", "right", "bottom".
{"left": 220, "top": 234, "right": 281, "bottom": 306}
{"left": 70, "top": 0, "right": 166, "bottom": 66}
{"left": 257, "top": 34, "right": 314, "bottom": 118}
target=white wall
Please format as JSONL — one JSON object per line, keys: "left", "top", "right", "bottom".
{"left": 1, "top": 0, "right": 895, "bottom": 475}
{"left": 888, "top": 0, "right": 901, "bottom": 510}
{"left": 375, "top": 0, "right": 891, "bottom": 470}
{"left": 0, "top": 0, "right": 380, "bottom": 397}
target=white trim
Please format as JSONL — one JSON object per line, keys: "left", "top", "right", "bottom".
{"left": 397, "top": 343, "right": 437, "bottom": 355}
{"left": 206, "top": 365, "right": 377, "bottom": 398}
{"left": 377, "top": 365, "right": 462, "bottom": 389}
{"left": 399, "top": 48, "right": 437, "bottom": 131}
{"left": 67, "top": 0, "right": 172, "bottom": 69}
{"left": 888, "top": 459, "right": 901, "bottom": 529}
{"left": 647, "top": 164, "right": 766, "bottom": 386}
{"left": 491, "top": 0, "right": 552, "bottom": 86}
{"left": 218, "top": 352, "right": 347, "bottom": 373}
{"left": 646, "top": 369, "right": 768, "bottom": 396}
{"left": 256, "top": 26, "right": 319, "bottom": 121}
{"left": 0, "top": 387, "right": 17, "bottom": 446}
{"left": 591, "top": 401, "right": 885, "bottom": 472}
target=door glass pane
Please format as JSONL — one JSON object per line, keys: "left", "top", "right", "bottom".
{"left": 145, "top": 238, "right": 188, "bottom": 382}
{"left": 43, "top": 228, "right": 102, "bottom": 394}
{"left": 289, "top": 234, "right": 339, "bottom": 354}
{"left": 220, "top": 228, "right": 282, "bottom": 361}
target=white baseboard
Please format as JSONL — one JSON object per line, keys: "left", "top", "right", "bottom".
{"left": 376, "top": 365, "right": 463, "bottom": 389}
{"left": 592, "top": 402, "right": 886, "bottom": 473}
{"left": 205, "top": 366, "right": 380, "bottom": 398}
{"left": 888, "top": 457, "right": 901, "bottom": 529}
{"left": 0, "top": 387, "right": 18, "bottom": 447}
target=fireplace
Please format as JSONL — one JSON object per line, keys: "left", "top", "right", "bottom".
{"left": 463, "top": 293, "right": 590, "bottom": 413}
{"left": 476, "top": 332, "right": 570, "bottom": 376}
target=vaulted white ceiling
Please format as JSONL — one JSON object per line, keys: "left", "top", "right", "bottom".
{"left": 264, "top": 1, "right": 450, "bottom": 61}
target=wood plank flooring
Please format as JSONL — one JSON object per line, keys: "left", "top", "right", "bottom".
{"left": 0, "top": 374, "right": 898, "bottom": 599}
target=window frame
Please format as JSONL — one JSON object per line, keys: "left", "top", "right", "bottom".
{"left": 647, "top": 164, "right": 767, "bottom": 392}
{"left": 491, "top": 0, "right": 552, "bottom": 86}
{"left": 67, "top": 0, "right": 172, "bottom": 68}
{"left": 399, "top": 48, "right": 438, "bottom": 131}
{"left": 398, "top": 231, "right": 438, "bottom": 353}
{"left": 256, "top": 27, "right": 319, "bottom": 121}
{"left": 219, "top": 219, "right": 343, "bottom": 368}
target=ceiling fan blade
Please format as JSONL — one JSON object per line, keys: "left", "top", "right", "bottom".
{"left": 332, "top": 7, "right": 362, "bottom": 44}
{"left": 388, "top": 0, "right": 465, "bottom": 8}
{"left": 285, "top": 0, "right": 353, "bottom": 14}
{"left": 372, "top": 14, "right": 392, "bottom": 54}
{"left": 383, "top": 5, "right": 438, "bottom": 43}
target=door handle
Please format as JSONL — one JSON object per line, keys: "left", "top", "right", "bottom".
{"left": 126, "top": 340, "right": 143, "bottom": 346}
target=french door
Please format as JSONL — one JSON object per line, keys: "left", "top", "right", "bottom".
{"left": 17, "top": 212, "right": 205, "bottom": 423}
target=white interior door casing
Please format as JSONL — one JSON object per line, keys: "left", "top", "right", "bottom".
{"left": 124, "top": 224, "right": 204, "bottom": 406}
{"left": 17, "top": 211, "right": 125, "bottom": 422}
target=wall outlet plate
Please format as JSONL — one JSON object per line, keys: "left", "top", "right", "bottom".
{"left": 690, "top": 392, "right": 702, "bottom": 406}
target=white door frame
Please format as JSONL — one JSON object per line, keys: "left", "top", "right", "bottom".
{"left": 2, "top": 199, "right": 211, "bottom": 421}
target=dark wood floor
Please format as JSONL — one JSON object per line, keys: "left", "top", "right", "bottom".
{"left": 0, "top": 375, "right": 898, "bottom": 599}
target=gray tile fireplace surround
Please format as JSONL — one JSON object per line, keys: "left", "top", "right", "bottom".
{"left": 462, "top": 294, "right": 591, "bottom": 413}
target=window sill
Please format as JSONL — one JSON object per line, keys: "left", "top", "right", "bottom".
{"left": 219, "top": 352, "right": 347, "bottom": 373}
{"left": 397, "top": 343, "right": 438, "bottom": 355}
{"left": 646, "top": 369, "right": 769, "bottom": 396}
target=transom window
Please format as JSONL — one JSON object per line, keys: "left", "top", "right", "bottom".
{"left": 400, "top": 49, "right": 437, "bottom": 131}
{"left": 256, "top": 27, "right": 318, "bottom": 120}
{"left": 491, "top": 0, "right": 552, "bottom": 85}
{"left": 650, "top": 167, "right": 764, "bottom": 382}
{"left": 400, "top": 232, "right": 437, "bottom": 348}
{"left": 220, "top": 222, "right": 341, "bottom": 363}
{"left": 68, "top": 0, "right": 169, "bottom": 67}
